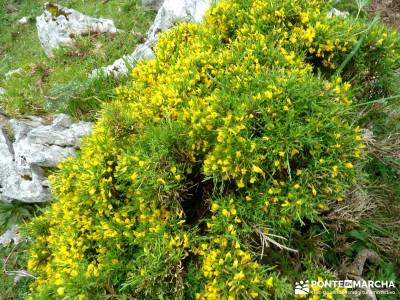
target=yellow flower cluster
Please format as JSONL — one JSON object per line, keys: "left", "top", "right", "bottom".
{"left": 25, "top": 0, "right": 399, "bottom": 298}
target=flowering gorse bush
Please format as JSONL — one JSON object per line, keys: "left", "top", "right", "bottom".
{"left": 26, "top": 0, "right": 399, "bottom": 299}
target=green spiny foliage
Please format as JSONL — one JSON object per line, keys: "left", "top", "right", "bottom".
{"left": 25, "top": 0, "right": 399, "bottom": 299}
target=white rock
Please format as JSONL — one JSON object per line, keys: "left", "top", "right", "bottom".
{"left": 0, "top": 225, "right": 21, "bottom": 247}
{"left": 142, "top": 0, "right": 164, "bottom": 10}
{"left": 5, "top": 68, "right": 23, "bottom": 80}
{"left": 8, "top": 118, "right": 43, "bottom": 142}
{"left": 36, "top": 2, "right": 119, "bottom": 57}
{"left": 0, "top": 127, "right": 14, "bottom": 164}
{"left": 18, "top": 16, "right": 30, "bottom": 24}
{"left": 13, "top": 141, "right": 77, "bottom": 168}
{"left": 0, "top": 128, "right": 50, "bottom": 203}
{"left": 90, "top": 0, "right": 212, "bottom": 78}
{"left": 0, "top": 87, "right": 5, "bottom": 95}
{"left": 147, "top": 0, "right": 212, "bottom": 44}
{"left": 0, "top": 114, "right": 92, "bottom": 203}
{"left": 90, "top": 43, "right": 155, "bottom": 78}
{"left": 327, "top": 8, "right": 349, "bottom": 18}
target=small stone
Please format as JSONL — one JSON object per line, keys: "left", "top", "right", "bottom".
{"left": 327, "top": 8, "right": 350, "bottom": 18}
{"left": 0, "top": 225, "right": 21, "bottom": 247}
{"left": 5, "top": 68, "right": 23, "bottom": 80}
{"left": 18, "top": 16, "right": 30, "bottom": 24}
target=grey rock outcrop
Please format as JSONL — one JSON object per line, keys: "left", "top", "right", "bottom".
{"left": 0, "top": 114, "right": 92, "bottom": 203}
{"left": 90, "top": 0, "right": 213, "bottom": 78}
{"left": 36, "top": 2, "right": 119, "bottom": 57}
{"left": 147, "top": 0, "right": 212, "bottom": 44}
{"left": 0, "top": 225, "right": 21, "bottom": 247}
{"left": 90, "top": 43, "right": 155, "bottom": 78}
{"left": 142, "top": 0, "right": 164, "bottom": 10}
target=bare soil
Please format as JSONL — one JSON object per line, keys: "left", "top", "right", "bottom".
{"left": 370, "top": 0, "right": 400, "bottom": 29}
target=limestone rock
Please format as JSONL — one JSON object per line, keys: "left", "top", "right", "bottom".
{"left": 36, "top": 2, "right": 119, "bottom": 57}
{"left": 142, "top": 0, "right": 164, "bottom": 10}
{"left": 147, "top": 0, "right": 212, "bottom": 45}
{"left": 0, "top": 225, "right": 21, "bottom": 247}
{"left": 0, "top": 114, "right": 92, "bottom": 203}
{"left": 90, "top": 0, "right": 213, "bottom": 78}
{"left": 0, "top": 127, "right": 49, "bottom": 203}
{"left": 90, "top": 43, "right": 155, "bottom": 78}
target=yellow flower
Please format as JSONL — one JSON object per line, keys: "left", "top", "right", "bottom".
{"left": 266, "top": 277, "right": 274, "bottom": 288}
{"left": 344, "top": 162, "right": 353, "bottom": 169}
{"left": 233, "top": 271, "right": 245, "bottom": 281}
{"left": 250, "top": 291, "right": 258, "bottom": 298}
{"left": 237, "top": 179, "right": 245, "bottom": 188}
{"left": 233, "top": 259, "right": 239, "bottom": 268}
{"left": 130, "top": 173, "right": 138, "bottom": 182}
{"left": 312, "top": 186, "right": 317, "bottom": 196}
{"left": 157, "top": 178, "right": 166, "bottom": 185}
{"left": 252, "top": 164, "right": 264, "bottom": 175}
{"left": 264, "top": 90, "right": 273, "bottom": 99}
{"left": 300, "top": 12, "right": 309, "bottom": 23}
{"left": 211, "top": 203, "right": 219, "bottom": 212}
{"left": 57, "top": 287, "right": 65, "bottom": 296}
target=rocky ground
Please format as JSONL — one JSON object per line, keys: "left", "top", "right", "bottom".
{"left": 370, "top": 0, "right": 400, "bottom": 29}
{"left": 0, "top": 0, "right": 212, "bottom": 204}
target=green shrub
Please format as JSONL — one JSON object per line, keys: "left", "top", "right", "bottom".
{"left": 25, "top": 0, "right": 399, "bottom": 299}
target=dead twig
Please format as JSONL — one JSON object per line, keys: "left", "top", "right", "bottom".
{"left": 253, "top": 225, "right": 298, "bottom": 256}
{"left": 2, "top": 243, "right": 37, "bottom": 280}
